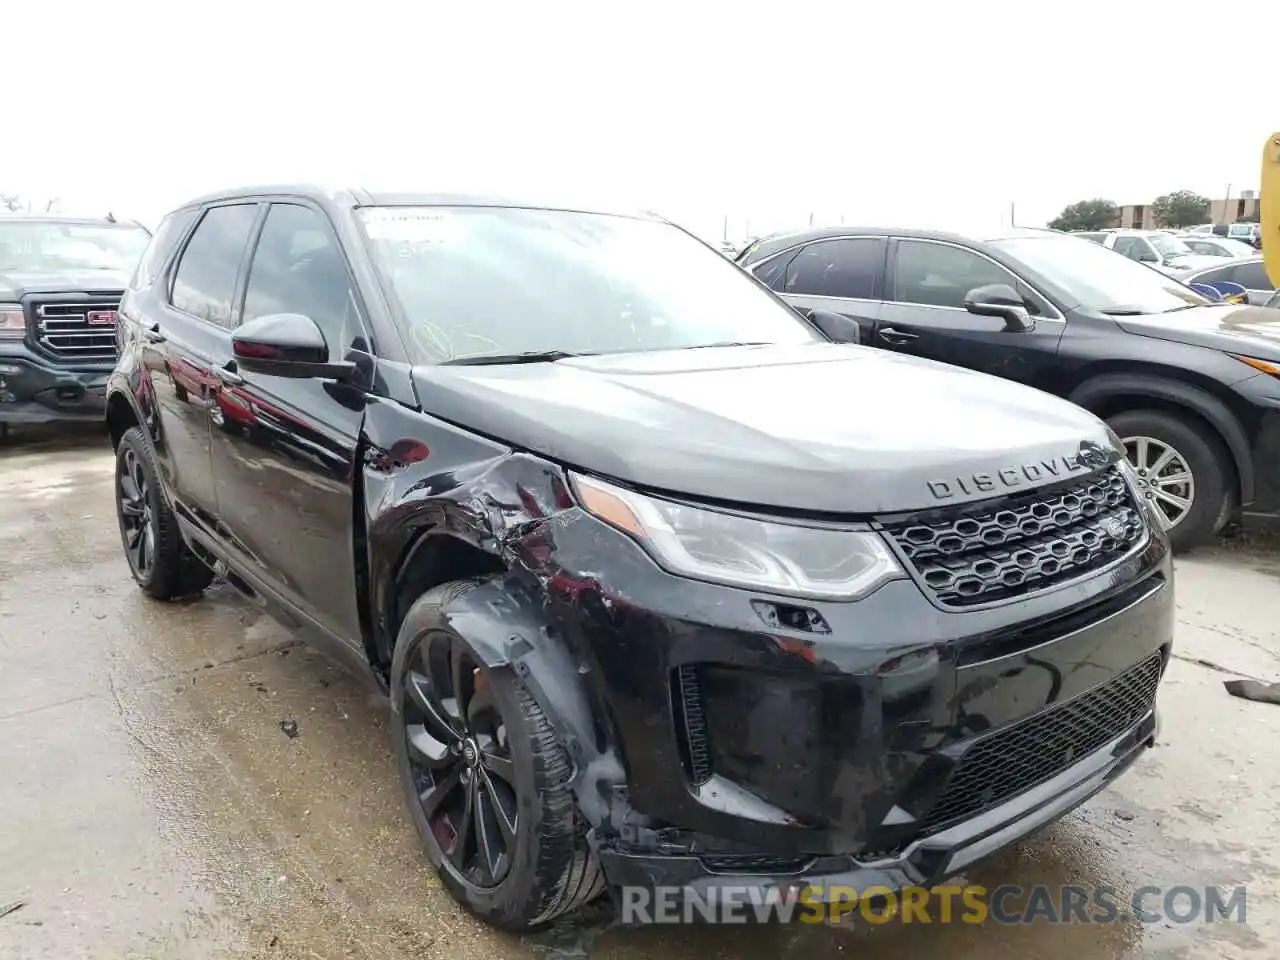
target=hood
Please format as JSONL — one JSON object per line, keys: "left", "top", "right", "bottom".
{"left": 1115, "top": 304, "right": 1280, "bottom": 361}
{"left": 0, "top": 268, "right": 131, "bottom": 299}
{"left": 409, "top": 343, "right": 1117, "bottom": 515}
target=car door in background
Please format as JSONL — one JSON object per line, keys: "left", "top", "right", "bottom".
{"left": 148, "top": 202, "right": 260, "bottom": 526}
{"left": 206, "top": 200, "right": 372, "bottom": 651}
{"left": 755, "top": 236, "right": 886, "bottom": 341}
{"left": 874, "top": 238, "right": 1064, "bottom": 388}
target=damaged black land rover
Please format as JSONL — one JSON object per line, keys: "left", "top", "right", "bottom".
{"left": 105, "top": 187, "right": 1173, "bottom": 930}
{"left": 0, "top": 215, "right": 151, "bottom": 441}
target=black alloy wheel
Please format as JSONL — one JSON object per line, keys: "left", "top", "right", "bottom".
{"left": 402, "top": 631, "right": 520, "bottom": 889}
{"left": 118, "top": 445, "right": 157, "bottom": 581}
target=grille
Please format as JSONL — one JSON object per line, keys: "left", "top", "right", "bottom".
{"left": 674, "top": 664, "right": 712, "bottom": 786}
{"left": 920, "top": 651, "right": 1163, "bottom": 832}
{"left": 881, "top": 467, "right": 1145, "bottom": 607}
{"left": 699, "top": 853, "right": 812, "bottom": 874}
{"left": 31, "top": 298, "right": 121, "bottom": 362}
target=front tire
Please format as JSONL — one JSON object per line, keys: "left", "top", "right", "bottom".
{"left": 390, "top": 579, "right": 603, "bottom": 931}
{"left": 114, "top": 426, "right": 214, "bottom": 600}
{"left": 1107, "top": 409, "right": 1232, "bottom": 553}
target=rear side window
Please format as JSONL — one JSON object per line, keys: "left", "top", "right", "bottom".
{"left": 170, "top": 204, "right": 259, "bottom": 328}
{"left": 1191, "top": 264, "right": 1235, "bottom": 285}
{"left": 131, "top": 210, "right": 196, "bottom": 290}
{"left": 784, "top": 238, "right": 883, "bottom": 299}
{"left": 1232, "top": 261, "right": 1273, "bottom": 290}
{"left": 750, "top": 251, "right": 796, "bottom": 291}
{"left": 893, "top": 240, "right": 1016, "bottom": 309}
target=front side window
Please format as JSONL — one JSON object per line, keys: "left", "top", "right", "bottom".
{"left": 242, "top": 204, "right": 360, "bottom": 359}
{"left": 1113, "top": 236, "right": 1155, "bottom": 261}
{"left": 992, "top": 235, "right": 1208, "bottom": 315}
{"left": 0, "top": 220, "right": 151, "bottom": 273}
{"left": 170, "top": 204, "right": 259, "bottom": 327}
{"left": 357, "top": 206, "right": 822, "bottom": 363}
{"left": 892, "top": 240, "right": 1015, "bottom": 309}
{"left": 131, "top": 209, "right": 196, "bottom": 289}
{"left": 1150, "top": 234, "right": 1192, "bottom": 258}
{"left": 1189, "top": 264, "right": 1236, "bottom": 285}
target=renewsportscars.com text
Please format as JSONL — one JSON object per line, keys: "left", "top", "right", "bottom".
{"left": 618, "top": 883, "right": 1248, "bottom": 925}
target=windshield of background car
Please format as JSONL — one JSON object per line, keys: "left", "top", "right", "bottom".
{"left": 1149, "top": 233, "right": 1192, "bottom": 258}
{"left": 0, "top": 221, "right": 151, "bottom": 273}
{"left": 356, "top": 206, "right": 822, "bottom": 363}
{"left": 992, "top": 235, "right": 1210, "bottom": 314}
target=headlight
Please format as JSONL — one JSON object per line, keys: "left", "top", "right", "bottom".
{"left": 0, "top": 304, "right": 23, "bottom": 339}
{"left": 570, "top": 473, "right": 903, "bottom": 600}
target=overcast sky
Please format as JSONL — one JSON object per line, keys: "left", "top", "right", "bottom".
{"left": 7, "top": 2, "right": 1274, "bottom": 242}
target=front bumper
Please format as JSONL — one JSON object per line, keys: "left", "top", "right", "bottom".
{"left": 514, "top": 489, "right": 1173, "bottom": 884}
{"left": 0, "top": 344, "right": 112, "bottom": 424}
{"left": 598, "top": 704, "right": 1157, "bottom": 897}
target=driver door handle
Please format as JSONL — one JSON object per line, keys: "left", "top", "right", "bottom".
{"left": 878, "top": 327, "right": 919, "bottom": 345}
{"left": 214, "top": 362, "right": 243, "bottom": 387}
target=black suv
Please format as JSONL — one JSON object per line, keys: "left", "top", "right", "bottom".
{"left": 106, "top": 188, "right": 1171, "bottom": 930}
{"left": 738, "top": 227, "right": 1280, "bottom": 551}
{"left": 0, "top": 214, "right": 151, "bottom": 441}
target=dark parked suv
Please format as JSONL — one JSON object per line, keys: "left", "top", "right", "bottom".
{"left": 0, "top": 215, "right": 151, "bottom": 441}
{"left": 738, "top": 227, "right": 1280, "bottom": 551}
{"left": 106, "top": 187, "right": 1172, "bottom": 930}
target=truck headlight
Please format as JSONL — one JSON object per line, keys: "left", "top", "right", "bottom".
{"left": 570, "top": 473, "right": 904, "bottom": 600}
{"left": 0, "top": 304, "right": 23, "bottom": 339}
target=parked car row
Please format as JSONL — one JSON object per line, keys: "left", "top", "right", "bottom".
{"left": 736, "top": 225, "right": 1280, "bottom": 551}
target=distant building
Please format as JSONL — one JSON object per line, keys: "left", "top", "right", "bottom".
{"left": 1114, "top": 192, "right": 1259, "bottom": 229}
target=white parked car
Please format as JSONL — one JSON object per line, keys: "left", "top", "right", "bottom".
{"left": 1091, "top": 229, "right": 1223, "bottom": 277}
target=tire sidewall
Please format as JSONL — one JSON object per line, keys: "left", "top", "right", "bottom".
{"left": 115, "top": 429, "right": 159, "bottom": 588}
{"left": 389, "top": 600, "right": 550, "bottom": 925}
{"left": 1107, "top": 410, "right": 1230, "bottom": 551}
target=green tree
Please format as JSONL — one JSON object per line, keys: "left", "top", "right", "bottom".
{"left": 1151, "top": 190, "right": 1211, "bottom": 228}
{"left": 1047, "top": 199, "right": 1118, "bottom": 232}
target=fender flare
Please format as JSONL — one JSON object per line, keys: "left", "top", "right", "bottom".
{"left": 1069, "top": 373, "right": 1254, "bottom": 506}
{"left": 413, "top": 574, "right": 623, "bottom": 826}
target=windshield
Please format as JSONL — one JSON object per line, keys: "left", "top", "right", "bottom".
{"left": 1149, "top": 233, "right": 1192, "bottom": 258}
{"left": 0, "top": 221, "right": 151, "bottom": 273}
{"left": 357, "top": 206, "right": 821, "bottom": 363}
{"left": 992, "top": 235, "right": 1210, "bottom": 315}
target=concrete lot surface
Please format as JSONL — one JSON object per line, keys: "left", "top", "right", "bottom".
{"left": 2, "top": 427, "right": 1278, "bottom": 959}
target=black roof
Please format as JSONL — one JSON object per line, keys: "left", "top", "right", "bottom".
{"left": 738, "top": 224, "right": 1060, "bottom": 263}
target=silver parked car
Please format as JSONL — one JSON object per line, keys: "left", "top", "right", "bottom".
{"left": 1184, "top": 257, "right": 1276, "bottom": 306}
{"left": 1178, "top": 235, "right": 1259, "bottom": 259}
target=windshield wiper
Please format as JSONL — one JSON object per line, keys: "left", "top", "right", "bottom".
{"left": 1100, "top": 308, "right": 1146, "bottom": 316}
{"left": 441, "top": 350, "right": 589, "bottom": 366}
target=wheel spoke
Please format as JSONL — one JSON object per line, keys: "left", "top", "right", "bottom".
{"left": 120, "top": 472, "right": 141, "bottom": 503}
{"left": 467, "top": 679, "right": 496, "bottom": 729}
{"left": 406, "top": 724, "right": 457, "bottom": 769}
{"left": 405, "top": 670, "right": 462, "bottom": 742}
{"left": 480, "top": 751, "right": 515, "bottom": 786}
{"left": 420, "top": 765, "right": 463, "bottom": 821}
{"left": 1155, "top": 471, "right": 1192, "bottom": 488}
{"left": 1133, "top": 437, "right": 1151, "bottom": 471}
{"left": 1155, "top": 489, "right": 1191, "bottom": 512}
{"left": 137, "top": 524, "right": 151, "bottom": 571}
{"left": 473, "top": 784, "right": 505, "bottom": 881}
{"left": 120, "top": 498, "right": 144, "bottom": 518}
{"left": 450, "top": 641, "right": 474, "bottom": 725}
{"left": 480, "top": 771, "right": 517, "bottom": 844}
{"left": 445, "top": 777, "right": 476, "bottom": 871}
{"left": 1148, "top": 446, "right": 1175, "bottom": 476}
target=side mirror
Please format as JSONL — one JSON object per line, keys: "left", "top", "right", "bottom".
{"left": 231, "top": 313, "right": 357, "bottom": 381}
{"left": 805, "top": 308, "right": 861, "bottom": 344}
{"left": 964, "top": 284, "right": 1034, "bottom": 333}
{"left": 1136, "top": 251, "right": 1159, "bottom": 263}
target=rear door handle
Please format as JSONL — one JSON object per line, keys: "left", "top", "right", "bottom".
{"left": 878, "top": 327, "right": 919, "bottom": 345}
{"left": 214, "top": 363, "right": 243, "bottom": 387}
{"left": 143, "top": 323, "right": 166, "bottom": 344}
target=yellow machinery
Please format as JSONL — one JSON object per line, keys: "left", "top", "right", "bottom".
{"left": 1263, "top": 132, "right": 1280, "bottom": 287}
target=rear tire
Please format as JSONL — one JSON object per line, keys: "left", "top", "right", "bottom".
{"left": 390, "top": 579, "right": 603, "bottom": 931}
{"left": 114, "top": 426, "right": 215, "bottom": 600}
{"left": 1107, "top": 409, "right": 1232, "bottom": 553}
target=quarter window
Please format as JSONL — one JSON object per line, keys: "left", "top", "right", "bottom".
{"left": 170, "top": 204, "right": 259, "bottom": 328}
{"left": 783, "top": 238, "right": 883, "bottom": 300}
{"left": 242, "top": 204, "right": 359, "bottom": 359}
{"left": 893, "top": 241, "right": 1017, "bottom": 309}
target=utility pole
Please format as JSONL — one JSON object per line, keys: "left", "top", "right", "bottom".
{"left": 722, "top": 214, "right": 728, "bottom": 243}
{"left": 1010, "top": 201, "right": 1016, "bottom": 227}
